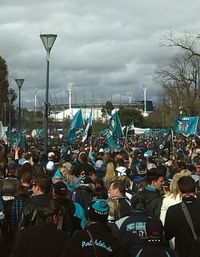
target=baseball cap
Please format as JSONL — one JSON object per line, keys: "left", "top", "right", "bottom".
{"left": 48, "top": 152, "right": 55, "bottom": 158}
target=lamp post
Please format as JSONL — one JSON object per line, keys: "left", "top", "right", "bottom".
{"left": 34, "top": 88, "right": 38, "bottom": 118}
{"left": 40, "top": 33, "right": 57, "bottom": 153}
{"left": 15, "top": 79, "right": 25, "bottom": 131}
{"left": 142, "top": 82, "right": 148, "bottom": 117}
{"left": 8, "top": 92, "right": 13, "bottom": 137}
{"left": 68, "top": 82, "right": 73, "bottom": 119}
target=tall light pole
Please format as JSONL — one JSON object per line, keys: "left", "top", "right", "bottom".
{"left": 34, "top": 88, "right": 38, "bottom": 117}
{"left": 15, "top": 79, "right": 25, "bottom": 131}
{"left": 40, "top": 33, "right": 57, "bottom": 153}
{"left": 8, "top": 92, "right": 13, "bottom": 137}
{"left": 142, "top": 82, "right": 148, "bottom": 117}
{"left": 68, "top": 82, "right": 73, "bottom": 118}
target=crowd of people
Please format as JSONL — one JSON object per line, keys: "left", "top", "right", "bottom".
{"left": 0, "top": 132, "right": 200, "bottom": 257}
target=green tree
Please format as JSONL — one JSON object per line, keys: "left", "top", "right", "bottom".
{"left": 101, "top": 101, "right": 114, "bottom": 119}
{"left": 0, "top": 56, "right": 9, "bottom": 120}
{"left": 118, "top": 106, "right": 144, "bottom": 127}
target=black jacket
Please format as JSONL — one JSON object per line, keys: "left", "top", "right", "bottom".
{"left": 18, "top": 194, "right": 49, "bottom": 231}
{"left": 10, "top": 224, "right": 70, "bottom": 257}
{"left": 60, "top": 222, "right": 120, "bottom": 257}
{"left": 133, "top": 186, "right": 163, "bottom": 218}
{"left": 113, "top": 210, "right": 149, "bottom": 257}
{"left": 165, "top": 196, "right": 200, "bottom": 257}
{"left": 128, "top": 240, "right": 176, "bottom": 257}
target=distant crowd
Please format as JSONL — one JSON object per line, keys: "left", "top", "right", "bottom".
{"left": 0, "top": 133, "right": 200, "bottom": 257}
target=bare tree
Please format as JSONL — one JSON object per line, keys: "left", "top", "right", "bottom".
{"left": 157, "top": 32, "right": 200, "bottom": 115}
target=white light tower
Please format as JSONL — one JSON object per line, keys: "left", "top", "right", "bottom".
{"left": 68, "top": 82, "right": 73, "bottom": 118}
{"left": 127, "top": 92, "right": 132, "bottom": 104}
{"left": 142, "top": 82, "right": 148, "bottom": 117}
{"left": 34, "top": 88, "right": 38, "bottom": 117}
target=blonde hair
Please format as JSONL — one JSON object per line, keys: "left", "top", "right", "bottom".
{"left": 117, "top": 175, "right": 131, "bottom": 189}
{"left": 170, "top": 171, "right": 191, "bottom": 198}
{"left": 108, "top": 198, "right": 120, "bottom": 219}
{"left": 179, "top": 169, "right": 192, "bottom": 176}
{"left": 104, "top": 161, "right": 116, "bottom": 185}
{"left": 60, "top": 166, "right": 74, "bottom": 184}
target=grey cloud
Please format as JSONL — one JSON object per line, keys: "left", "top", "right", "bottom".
{"left": 0, "top": 0, "right": 199, "bottom": 109}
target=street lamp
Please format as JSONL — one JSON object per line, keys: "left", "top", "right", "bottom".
{"left": 34, "top": 88, "right": 38, "bottom": 117}
{"left": 141, "top": 82, "right": 148, "bottom": 117}
{"left": 40, "top": 33, "right": 57, "bottom": 153}
{"left": 8, "top": 91, "right": 13, "bottom": 137}
{"left": 15, "top": 79, "right": 25, "bottom": 131}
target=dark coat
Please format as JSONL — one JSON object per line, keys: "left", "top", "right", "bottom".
{"left": 128, "top": 240, "right": 176, "bottom": 257}
{"left": 9, "top": 224, "right": 70, "bottom": 257}
{"left": 18, "top": 194, "right": 49, "bottom": 231}
{"left": 133, "top": 186, "right": 163, "bottom": 218}
{"left": 165, "top": 196, "right": 200, "bottom": 257}
{"left": 60, "top": 222, "right": 120, "bottom": 257}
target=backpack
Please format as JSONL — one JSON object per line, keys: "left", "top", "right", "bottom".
{"left": 0, "top": 197, "right": 15, "bottom": 239}
{"left": 57, "top": 200, "right": 81, "bottom": 235}
{"left": 72, "top": 185, "right": 93, "bottom": 213}
{"left": 131, "top": 190, "right": 160, "bottom": 215}
{"left": 135, "top": 246, "right": 174, "bottom": 257}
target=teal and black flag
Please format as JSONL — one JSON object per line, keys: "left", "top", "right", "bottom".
{"left": 175, "top": 116, "right": 199, "bottom": 136}
{"left": 67, "top": 109, "right": 85, "bottom": 142}
{"left": 109, "top": 111, "right": 124, "bottom": 141}
{"left": 82, "top": 110, "right": 93, "bottom": 142}
{"left": 156, "top": 129, "right": 172, "bottom": 158}
{"left": 101, "top": 129, "right": 121, "bottom": 152}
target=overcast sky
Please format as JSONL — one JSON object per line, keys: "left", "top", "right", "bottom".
{"left": 1, "top": 0, "right": 200, "bottom": 110}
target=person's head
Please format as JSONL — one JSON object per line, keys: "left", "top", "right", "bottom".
{"left": 108, "top": 180, "right": 126, "bottom": 198}
{"left": 78, "top": 152, "right": 88, "bottom": 163}
{"left": 131, "top": 194, "right": 146, "bottom": 211}
{"left": 108, "top": 198, "right": 120, "bottom": 220}
{"left": 21, "top": 171, "right": 33, "bottom": 186}
{"left": 116, "top": 157, "right": 125, "bottom": 167}
{"left": 2, "top": 178, "right": 18, "bottom": 196}
{"left": 169, "top": 172, "right": 190, "bottom": 198}
{"left": 16, "top": 184, "right": 29, "bottom": 198}
{"left": 71, "top": 165, "right": 85, "bottom": 178}
{"left": 31, "top": 174, "right": 50, "bottom": 196}
{"left": 104, "top": 161, "right": 116, "bottom": 182}
{"left": 117, "top": 175, "right": 131, "bottom": 190}
{"left": 88, "top": 199, "right": 110, "bottom": 223}
{"left": 7, "top": 163, "right": 19, "bottom": 178}
{"left": 146, "top": 217, "right": 164, "bottom": 239}
{"left": 88, "top": 169, "right": 98, "bottom": 183}
{"left": 48, "top": 152, "right": 55, "bottom": 161}
{"left": 36, "top": 199, "right": 61, "bottom": 225}
{"left": 146, "top": 168, "right": 165, "bottom": 190}
{"left": 93, "top": 185, "right": 108, "bottom": 199}
{"left": 195, "top": 163, "right": 200, "bottom": 175}
{"left": 32, "top": 154, "right": 40, "bottom": 164}
{"left": 177, "top": 176, "right": 196, "bottom": 196}
{"left": 52, "top": 181, "right": 68, "bottom": 199}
